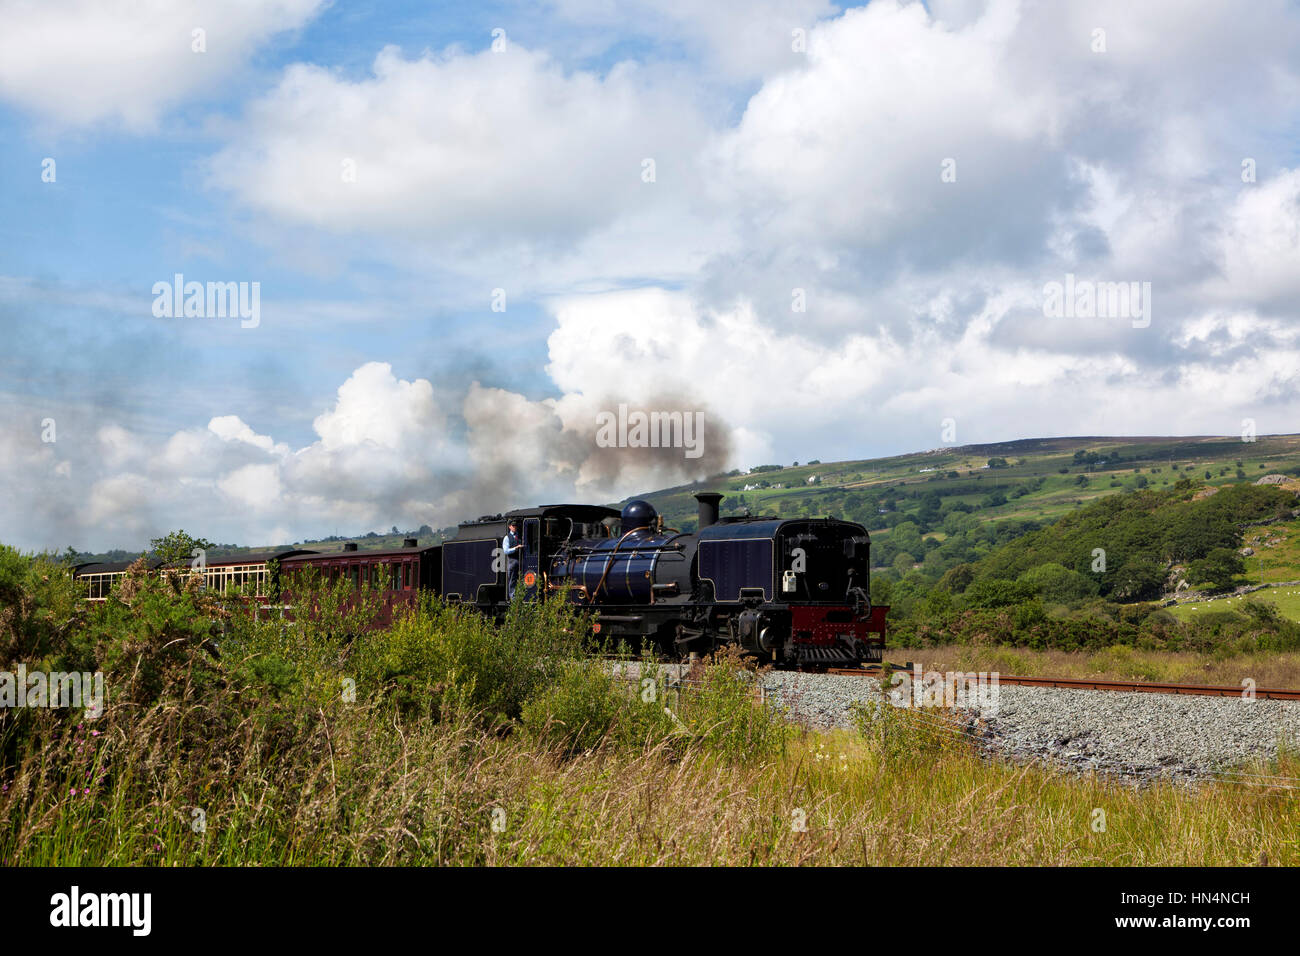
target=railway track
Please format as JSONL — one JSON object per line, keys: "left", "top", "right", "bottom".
{"left": 824, "top": 664, "right": 1300, "bottom": 702}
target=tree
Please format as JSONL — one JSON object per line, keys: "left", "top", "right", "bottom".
{"left": 937, "top": 562, "right": 976, "bottom": 594}
{"left": 869, "top": 576, "right": 893, "bottom": 606}
{"left": 1108, "top": 557, "right": 1165, "bottom": 602}
{"left": 917, "top": 491, "right": 942, "bottom": 527}
{"left": 891, "top": 521, "right": 923, "bottom": 557}
{"left": 891, "top": 552, "right": 917, "bottom": 575}
{"left": 150, "top": 530, "right": 214, "bottom": 568}
{"left": 1017, "top": 563, "right": 1099, "bottom": 605}
{"left": 1187, "top": 548, "right": 1245, "bottom": 591}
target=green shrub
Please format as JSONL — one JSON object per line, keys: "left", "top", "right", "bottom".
{"left": 962, "top": 578, "right": 1034, "bottom": 609}
{"left": 1016, "top": 562, "right": 1099, "bottom": 604}
{"left": 352, "top": 592, "right": 585, "bottom": 727}
{"left": 0, "top": 546, "right": 83, "bottom": 665}
{"left": 521, "top": 659, "right": 677, "bottom": 757}
{"left": 681, "top": 651, "right": 789, "bottom": 763}
{"left": 521, "top": 660, "right": 626, "bottom": 755}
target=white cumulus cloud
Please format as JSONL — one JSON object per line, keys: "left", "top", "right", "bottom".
{"left": 0, "top": 0, "right": 325, "bottom": 130}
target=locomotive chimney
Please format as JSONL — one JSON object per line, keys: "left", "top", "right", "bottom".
{"left": 343, "top": 542, "right": 358, "bottom": 551}
{"left": 403, "top": 538, "right": 418, "bottom": 548}
{"left": 694, "top": 492, "right": 723, "bottom": 529}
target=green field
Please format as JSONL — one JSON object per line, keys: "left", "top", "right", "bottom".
{"left": 1167, "top": 586, "right": 1300, "bottom": 623}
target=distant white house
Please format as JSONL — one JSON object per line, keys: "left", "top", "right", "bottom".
{"left": 806, "top": 474, "right": 820, "bottom": 484}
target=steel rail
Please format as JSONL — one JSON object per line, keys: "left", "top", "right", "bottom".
{"left": 821, "top": 665, "right": 1300, "bottom": 701}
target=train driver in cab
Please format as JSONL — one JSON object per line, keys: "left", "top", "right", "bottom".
{"left": 504, "top": 519, "right": 523, "bottom": 598}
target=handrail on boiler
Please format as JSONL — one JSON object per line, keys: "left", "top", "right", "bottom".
{"left": 591, "top": 527, "right": 642, "bottom": 600}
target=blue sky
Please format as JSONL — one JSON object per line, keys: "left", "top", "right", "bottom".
{"left": 2, "top": 0, "right": 1300, "bottom": 551}
{"left": 0, "top": 5, "right": 560, "bottom": 448}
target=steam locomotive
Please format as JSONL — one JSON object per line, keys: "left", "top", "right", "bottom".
{"left": 434, "top": 492, "right": 888, "bottom": 666}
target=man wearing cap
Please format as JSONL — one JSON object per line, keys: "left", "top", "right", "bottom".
{"left": 503, "top": 519, "right": 523, "bottom": 599}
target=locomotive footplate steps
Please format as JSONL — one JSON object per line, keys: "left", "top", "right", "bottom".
{"left": 796, "top": 643, "right": 859, "bottom": 665}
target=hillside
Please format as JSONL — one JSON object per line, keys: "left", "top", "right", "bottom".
{"left": 631, "top": 433, "right": 1300, "bottom": 534}
{"left": 71, "top": 433, "right": 1300, "bottom": 568}
{"left": 875, "top": 478, "right": 1300, "bottom": 650}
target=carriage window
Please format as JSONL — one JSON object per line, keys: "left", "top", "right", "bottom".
{"left": 526, "top": 521, "right": 539, "bottom": 554}
{"left": 402, "top": 562, "right": 410, "bottom": 589}
{"left": 351, "top": 565, "right": 360, "bottom": 588}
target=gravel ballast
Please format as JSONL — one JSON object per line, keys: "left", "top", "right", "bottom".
{"left": 758, "top": 671, "right": 1300, "bottom": 784}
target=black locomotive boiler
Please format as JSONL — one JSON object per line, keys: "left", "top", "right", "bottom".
{"left": 438, "top": 492, "right": 888, "bottom": 665}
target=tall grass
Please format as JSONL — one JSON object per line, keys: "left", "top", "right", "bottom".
{"left": 2, "top": 548, "right": 1298, "bottom": 865}
{"left": 7, "top": 705, "right": 1298, "bottom": 866}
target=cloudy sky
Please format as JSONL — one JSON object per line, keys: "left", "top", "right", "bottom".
{"left": 2, "top": 0, "right": 1299, "bottom": 552}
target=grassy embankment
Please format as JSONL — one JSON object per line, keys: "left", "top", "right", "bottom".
{"left": 886, "top": 643, "right": 1300, "bottom": 689}
{"left": 2, "top": 549, "right": 1298, "bottom": 866}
